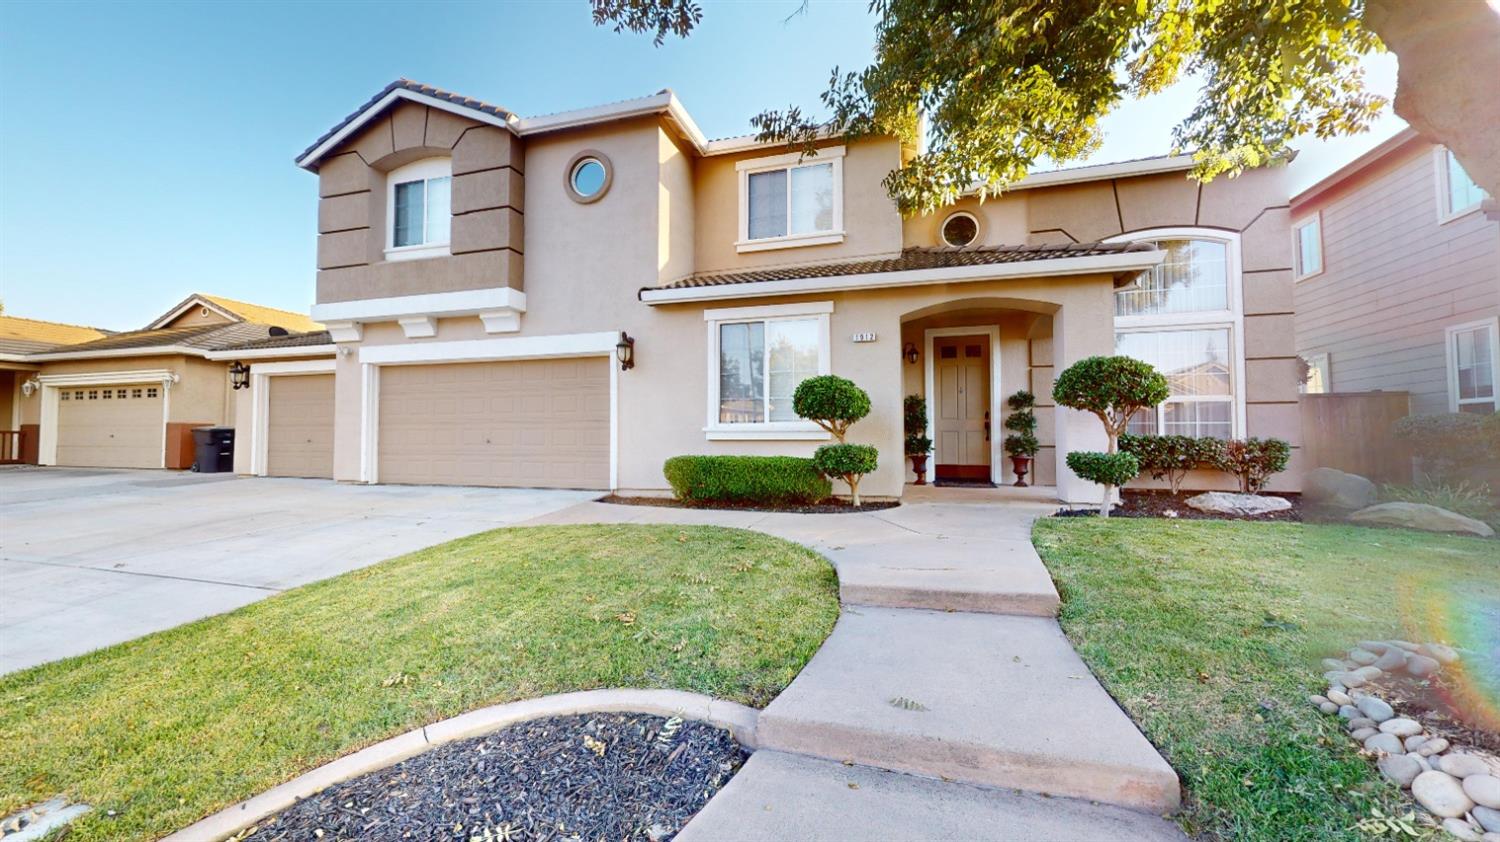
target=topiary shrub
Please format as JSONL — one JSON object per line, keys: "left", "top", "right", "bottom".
{"left": 1120, "top": 434, "right": 1225, "bottom": 494}
{"left": 813, "top": 444, "right": 879, "bottom": 507}
{"left": 663, "top": 455, "right": 831, "bottom": 506}
{"left": 1066, "top": 451, "right": 1141, "bottom": 492}
{"left": 1002, "top": 390, "right": 1039, "bottom": 458}
{"left": 1053, "top": 356, "right": 1169, "bottom": 516}
{"left": 793, "top": 376, "right": 871, "bottom": 443}
{"left": 903, "top": 394, "right": 932, "bottom": 456}
{"left": 1214, "top": 438, "right": 1291, "bottom": 494}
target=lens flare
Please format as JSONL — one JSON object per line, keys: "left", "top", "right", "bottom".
{"left": 1396, "top": 572, "right": 1500, "bottom": 734}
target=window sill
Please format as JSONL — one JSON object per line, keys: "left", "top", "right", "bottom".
{"left": 385, "top": 243, "right": 451, "bottom": 262}
{"left": 1294, "top": 269, "right": 1323, "bottom": 283}
{"left": 735, "top": 231, "right": 845, "bottom": 254}
{"left": 1438, "top": 203, "right": 1484, "bottom": 225}
{"left": 703, "top": 425, "right": 830, "bottom": 441}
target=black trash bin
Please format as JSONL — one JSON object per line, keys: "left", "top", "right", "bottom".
{"left": 192, "top": 427, "right": 235, "bottom": 473}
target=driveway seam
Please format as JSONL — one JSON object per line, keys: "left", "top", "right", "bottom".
{"left": 0, "top": 555, "right": 284, "bottom": 592}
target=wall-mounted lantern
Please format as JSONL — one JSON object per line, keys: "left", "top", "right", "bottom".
{"left": 20, "top": 375, "right": 40, "bottom": 397}
{"left": 616, "top": 332, "right": 635, "bottom": 371}
{"left": 903, "top": 342, "right": 919, "bottom": 365}
{"left": 228, "top": 361, "right": 250, "bottom": 390}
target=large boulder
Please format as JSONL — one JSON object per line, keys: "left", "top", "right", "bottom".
{"left": 1302, "top": 467, "right": 1378, "bottom": 510}
{"left": 1185, "top": 492, "right": 1293, "bottom": 517}
{"left": 1348, "top": 502, "right": 1496, "bottom": 537}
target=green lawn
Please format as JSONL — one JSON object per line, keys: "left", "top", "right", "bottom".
{"left": 0, "top": 524, "right": 839, "bottom": 841}
{"left": 1034, "top": 519, "right": 1499, "bottom": 841}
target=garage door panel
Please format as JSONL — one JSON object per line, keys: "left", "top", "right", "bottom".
{"left": 266, "top": 374, "right": 334, "bottom": 479}
{"left": 56, "top": 386, "right": 164, "bottom": 468}
{"left": 378, "top": 358, "right": 609, "bottom": 489}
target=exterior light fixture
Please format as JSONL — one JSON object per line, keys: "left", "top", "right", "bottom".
{"left": 903, "top": 342, "right": 919, "bottom": 365}
{"left": 228, "top": 361, "right": 250, "bottom": 390}
{"left": 615, "top": 331, "right": 635, "bottom": 371}
{"left": 20, "top": 375, "right": 40, "bottom": 397}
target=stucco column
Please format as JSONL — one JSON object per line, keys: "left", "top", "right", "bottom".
{"left": 1052, "top": 277, "right": 1115, "bottom": 506}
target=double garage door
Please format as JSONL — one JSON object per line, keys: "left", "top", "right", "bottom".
{"left": 55, "top": 385, "right": 164, "bottom": 468}
{"left": 377, "top": 358, "right": 610, "bottom": 490}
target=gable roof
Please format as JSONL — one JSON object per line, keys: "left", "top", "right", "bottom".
{"left": 147, "top": 293, "right": 321, "bottom": 333}
{"left": 0, "top": 315, "right": 110, "bottom": 355}
{"left": 23, "top": 322, "right": 283, "bottom": 361}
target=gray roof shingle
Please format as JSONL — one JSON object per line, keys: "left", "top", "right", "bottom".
{"left": 30, "top": 323, "right": 279, "bottom": 356}
{"left": 648, "top": 242, "right": 1157, "bottom": 293}
{"left": 220, "top": 330, "right": 333, "bottom": 351}
{"left": 298, "top": 79, "right": 514, "bottom": 167}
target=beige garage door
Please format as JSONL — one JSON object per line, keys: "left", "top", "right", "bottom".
{"left": 378, "top": 358, "right": 609, "bottom": 489}
{"left": 266, "top": 374, "right": 335, "bottom": 479}
{"left": 56, "top": 384, "right": 164, "bottom": 468}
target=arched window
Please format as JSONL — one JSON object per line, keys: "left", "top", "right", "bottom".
{"left": 1110, "top": 229, "right": 1243, "bottom": 440}
{"left": 385, "top": 157, "right": 452, "bottom": 261}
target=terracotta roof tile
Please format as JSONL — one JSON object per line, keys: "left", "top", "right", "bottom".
{"left": 198, "top": 294, "right": 322, "bottom": 333}
{"left": 298, "top": 79, "right": 514, "bottom": 166}
{"left": 32, "top": 323, "right": 277, "bottom": 356}
{"left": 0, "top": 315, "right": 110, "bottom": 347}
{"left": 650, "top": 242, "right": 1156, "bottom": 291}
{"left": 221, "top": 330, "right": 333, "bottom": 351}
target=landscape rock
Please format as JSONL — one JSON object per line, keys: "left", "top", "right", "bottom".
{"left": 1380, "top": 718, "right": 1424, "bottom": 737}
{"left": 1339, "top": 672, "right": 1368, "bottom": 689}
{"left": 1339, "top": 704, "right": 1361, "bottom": 720}
{"left": 1309, "top": 694, "right": 1330, "bottom": 707}
{"left": 1348, "top": 502, "right": 1496, "bottom": 537}
{"left": 1366, "top": 733, "right": 1406, "bottom": 754}
{"left": 1374, "top": 648, "right": 1409, "bottom": 671}
{"left": 1379, "top": 753, "right": 1425, "bottom": 787}
{"left": 1357, "top": 696, "right": 1395, "bottom": 722}
{"left": 1445, "top": 818, "right": 1483, "bottom": 841}
{"left": 1303, "top": 467, "right": 1378, "bottom": 510}
{"left": 1185, "top": 491, "right": 1293, "bottom": 516}
{"left": 1465, "top": 775, "right": 1500, "bottom": 810}
{"left": 1411, "top": 754, "right": 1432, "bottom": 770}
{"left": 1320, "top": 702, "right": 1339, "bottom": 714}
{"left": 1323, "top": 658, "right": 1347, "bottom": 671}
{"left": 1424, "top": 643, "right": 1461, "bottom": 664}
{"left": 1353, "top": 666, "right": 1384, "bottom": 681}
{"left": 1483, "top": 833, "right": 1500, "bottom": 842}
{"left": 1422, "top": 738, "right": 1452, "bottom": 757}
{"left": 1412, "top": 770, "right": 1475, "bottom": 818}
{"left": 1351, "top": 727, "right": 1378, "bottom": 741}
{"left": 1348, "top": 717, "right": 1377, "bottom": 731}
{"left": 1474, "top": 805, "right": 1500, "bottom": 833}
{"left": 1407, "top": 654, "right": 1441, "bottom": 678}
{"left": 1349, "top": 648, "right": 1380, "bottom": 666}
{"left": 1390, "top": 640, "right": 1423, "bottom": 652}
{"left": 1443, "top": 755, "right": 1493, "bottom": 779}
{"left": 1327, "top": 689, "right": 1353, "bottom": 706}
{"left": 1407, "top": 735, "right": 1431, "bottom": 751}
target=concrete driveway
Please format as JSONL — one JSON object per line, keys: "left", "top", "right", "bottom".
{"left": 0, "top": 467, "right": 595, "bottom": 674}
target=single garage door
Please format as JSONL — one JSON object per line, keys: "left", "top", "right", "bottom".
{"left": 56, "top": 384, "right": 164, "bottom": 468}
{"left": 266, "top": 374, "right": 335, "bottom": 479}
{"left": 378, "top": 357, "right": 609, "bottom": 489}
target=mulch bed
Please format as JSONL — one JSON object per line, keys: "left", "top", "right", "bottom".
{"left": 600, "top": 495, "right": 899, "bottom": 514}
{"left": 1055, "top": 490, "right": 1303, "bottom": 522}
{"left": 243, "top": 713, "right": 747, "bottom": 842}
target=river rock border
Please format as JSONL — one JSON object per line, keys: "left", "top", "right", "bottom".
{"left": 1309, "top": 640, "right": 1500, "bottom": 841}
{"left": 162, "top": 689, "right": 759, "bottom": 842}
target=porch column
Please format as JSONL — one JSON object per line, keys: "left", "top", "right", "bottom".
{"left": 1052, "top": 282, "right": 1114, "bottom": 506}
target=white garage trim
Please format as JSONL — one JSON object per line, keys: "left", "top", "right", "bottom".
{"left": 36, "top": 369, "right": 180, "bottom": 467}
{"left": 248, "top": 359, "right": 337, "bottom": 476}
{"left": 356, "top": 332, "right": 621, "bottom": 488}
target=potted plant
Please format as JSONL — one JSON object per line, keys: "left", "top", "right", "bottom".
{"left": 903, "top": 395, "right": 933, "bottom": 484}
{"left": 1002, "top": 390, "right": 1040, "bottom": 486}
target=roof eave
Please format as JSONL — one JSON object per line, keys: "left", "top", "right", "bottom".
{"left": 640, "top": 250, "right": 1165, "bottom": 305}
{"left": 203, "top": 344, "right": 338, "bottom": 361}
{"left": 146, "top": 294, "right": 243, "bottom": 330}
{"left": 1290, "top": 127, "right": 1422, "bottom": 208}
{"left": 297, "top": 87, "right": 519, "bottom": 171}
{"left": 23, "top": 344, "right": 216, "bottom": 362}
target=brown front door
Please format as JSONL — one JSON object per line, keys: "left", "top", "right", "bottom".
{"left": 934, "top": 336, "right": 990, "bottom": 480}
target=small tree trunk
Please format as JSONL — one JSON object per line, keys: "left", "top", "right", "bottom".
{"left": 1100, "top": 483, "right": 1114, "bottom": 518}
{"left": 848, "top": 474, "right": 861, "bottom": 507}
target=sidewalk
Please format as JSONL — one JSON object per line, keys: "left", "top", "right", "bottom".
{"left": 525, "top": 493, "right": 1186, "bottom": 839}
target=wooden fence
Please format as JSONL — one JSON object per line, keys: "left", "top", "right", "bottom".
{"left": 1299, "top": 391, "right": 1413, "bottom": 483}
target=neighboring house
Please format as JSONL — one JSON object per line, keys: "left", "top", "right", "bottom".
{"left": 6, "top": 293, "right": 322, "bottom": 470}
{"left": 0, "top": 315, "right": 110, "bottom": 462}
{"left": 1293, "top": 128, "right": 1500, "bottom": 416}
{"left": 229, "top": 79, "right": 1297, "bottom": 502}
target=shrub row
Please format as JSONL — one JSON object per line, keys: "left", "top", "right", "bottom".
{"left": 663, "top": 455, "right": 832, "bottom": 505}
{"left": 1119, "top": 434, "right": 1291, "bottom": 494}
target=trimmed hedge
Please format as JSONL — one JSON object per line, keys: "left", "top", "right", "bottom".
{"left": 1216, "top": 438, "right": 1291, "bottom": 494}
{"left": 1066, "top": 451, "right": 1141, "bottom": 488}
{"left": 1120, "top": 433, "right": 1223, "bottom": 494}
{"left": 663, "top": 455, "right": 832, "bottom": 505}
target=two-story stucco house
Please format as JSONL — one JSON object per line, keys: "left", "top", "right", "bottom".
{"left": 228, "top": 79, "right": 1301, "bottom": 502}
{"left": 1293, "top": 128, "right": 1499, "bottom": 416}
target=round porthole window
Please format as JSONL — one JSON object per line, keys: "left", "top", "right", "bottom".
{"left": 940, "top": 212, "right": 979, "bottom": 247}
{"left": 565, "top": 151, "right": 612, "bottom": 204}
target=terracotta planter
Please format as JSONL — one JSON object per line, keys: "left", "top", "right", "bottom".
{"left": 909, "top": 453, "right": 930, "bottom": 485}
{"left": 1010, "top": 455, "right": 1033, "bottom": 487}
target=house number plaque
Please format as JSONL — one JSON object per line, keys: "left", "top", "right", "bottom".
{"left": 851, "top": 332, "right": 877, "bottom": 343}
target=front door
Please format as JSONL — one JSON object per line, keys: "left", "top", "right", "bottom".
{"left": 934, "top": 336, "right": 990, "bottom": 480}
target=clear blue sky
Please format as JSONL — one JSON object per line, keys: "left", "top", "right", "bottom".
{"left": 0, "top": 0, "right": 1403, "bottom": 331}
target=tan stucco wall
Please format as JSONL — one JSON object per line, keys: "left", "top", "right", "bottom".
{"left": 690, "top": 138, "right": 905, "bottom": 277}
{"left": 314, "top": 101, "right": 526, "bottom": 304}
{"left": 160, "top": 306, "right": 235, "bottom": 330}
{"left": 21, "top": 355, "right": 231, "bottom": 428}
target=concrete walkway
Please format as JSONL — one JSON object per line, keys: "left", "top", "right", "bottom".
{"left": 525, "top": 491, "right": 1186, "bottom": 839}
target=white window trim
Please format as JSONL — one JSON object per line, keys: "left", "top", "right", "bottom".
{"left": 1106, "top": 227, "right": 1247, "bottom": 438}
{"left": 248, "top": 359, "right": 337, "bottom": 477}
{"left": 1435, "top": 147, "right": 1486, "bottom": 225}
{"left": 385, "top": 157, "right": 452, "bottom": 261}
{"left": 704, "top": 300, "right": 833, "bottom": 440}
{"left": 940, "top": 211, "right": 981, "bottom": 247}
{"left": 1445, "top": 317, "right": 1500, "bottom": 413}
{"left": 1292, "top": 212, "right": 1323, "bottom": 281}
{"left": 1300, "top": 351, "right": 1331, "bottom": 395}
{"left": 735, "top": 146, "right": 845, "bottom": 253}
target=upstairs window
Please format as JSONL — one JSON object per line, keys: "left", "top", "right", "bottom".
{"left": 736, "top": 147, "right": 844, "bottom": 252}
{"left": 386, "top": 158, "right": 451, "bottom": 260}
{"left": 1115, "top": 239, "right": 1229, "bottom": 316}
{"left": 1293, "top": 215, "right": 1322, "bottom": 280}
{"left": 1438, "top": 148, "right": 1486, "bottom": 221}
